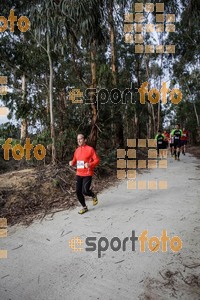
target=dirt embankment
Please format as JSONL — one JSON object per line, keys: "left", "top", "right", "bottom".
{"left": 187, "top": 145, "right": 200, "bottom": 159}
{"left": 0, "top": 164, "right": 116, "bottom": 226}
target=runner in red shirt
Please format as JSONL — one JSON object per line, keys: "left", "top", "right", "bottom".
{"left": 163, "top": 130, "right": 170, "bottom": 149}
{"left": 69, "top": 134, "right": 99, "bottom": 214}
{"left": 181, "top": 128, "right": 189, "bottom": 155}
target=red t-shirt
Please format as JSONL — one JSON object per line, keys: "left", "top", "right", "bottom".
{"left": 71, "top": 144, "right": 99, "bottom": 176}
{"left": 164, "top": 132, "right": 170, "bottom": 141}
{"left": 181, "top": 130, "right": 188, "bottom": 141}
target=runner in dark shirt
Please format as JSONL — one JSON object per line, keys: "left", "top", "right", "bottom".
{"left": 171, "top": 124, "right": 182, "bottom": 161}
{"left": 155, "top": 130, "right": 165, "bottom": 157}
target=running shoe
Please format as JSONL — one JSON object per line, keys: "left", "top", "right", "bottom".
{"left": 78, "top": 207, "right": 88, "bottom": 214}
{"left": 93, "top": 195, "right": 98, "bottom": 206}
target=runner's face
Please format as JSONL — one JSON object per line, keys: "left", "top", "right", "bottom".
{"left": 77, "top": 135, "right": 86, "bottom": 146}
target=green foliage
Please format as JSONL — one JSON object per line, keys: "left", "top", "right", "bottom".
{"left": 0, "top": 123, "right": 20, "bottom": 139}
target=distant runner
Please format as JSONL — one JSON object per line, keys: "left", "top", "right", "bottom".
{"left": 171, "top": 124, "right": 183, "bottom": 161}
{"left": 181, "top": 127, "right": 189, "bottom": 155}
{"left": 69, "top": 134, "right": 99, "bottom": 214}
{"left": 169, "top": 133, "right": 174, "bottom": 157}
{"left": 155, "top": 129, "right": 165, "bottom": 157}
{"left": 163, "top": 130, "right": 170, "bottom": 149}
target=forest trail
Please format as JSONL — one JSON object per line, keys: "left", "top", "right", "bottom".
{"left": 1, "top": 152, "right": 200, "bottom": 300}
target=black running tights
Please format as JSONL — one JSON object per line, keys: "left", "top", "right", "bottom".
{"left": 76, "top": 176, "right": 94, "bottom": 207}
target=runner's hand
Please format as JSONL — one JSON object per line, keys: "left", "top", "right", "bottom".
{"left": 69, "top": 161, "right": 73, "bottom": 166}
{"left": 84, "top": 163, "right": 90, "bottom": 168}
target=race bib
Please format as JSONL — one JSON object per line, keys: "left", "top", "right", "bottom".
{"left": 77, "top": 160, "right": 84, "bottom": 169}
{"left": 158, "top": 141, "right": 162, "bottom": 144}
{"left": 175, "top": 136, "right": 179, "bottom": 139}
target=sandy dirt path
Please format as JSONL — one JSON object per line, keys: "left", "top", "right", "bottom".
{"left": 0, "top": 153, "right": 200, "bottom": 300}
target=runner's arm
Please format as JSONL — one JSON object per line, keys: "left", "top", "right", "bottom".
{"left": 70, "top": 150, "right": 77, "bottom": 166}
{"left": 88, "top": 149, "right": 100, "bottom": 168}
{"left": 163, "top": 134, "right": 167, "bottom": 140}
{"left": 171, "top": 129, "right": 175, "bottom": 136}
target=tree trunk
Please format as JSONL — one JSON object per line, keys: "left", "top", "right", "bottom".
{"left": 193, "top": 103, "right": 200, "bottom": 127}
{"left": 20, "top": 73, "right": 28, "bottom": 143}
{"left": 47, "top": 33, "right": 56, "bottom": 162}
{"left": 133, "top": 114, "right": 139, "bottom": 139}
{"left": 144, "top": 55, "right": 154, "bottom": 138}
{"left": 157, "top": 53, "right": 163, "bottom": 130}
{"left": 109, "top": 0, "right": 124, "bottom": 147}
{"left": 151, "top": 104, "right": 156, "bottom": 137}
{"left": 110, "top": 0, "right": 117, "bottom": 87}
{"left": 88, "top": 39, "right": 98, "bottom": 149}
{"left": 134, "top": 60, "right": 140, "bottom": 139}
{"left": 58, "top": 89, "right": 66, "bottom": 159}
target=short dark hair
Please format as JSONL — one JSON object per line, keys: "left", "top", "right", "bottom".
{"left": 77, "top": 133, "right": 85, "bottom": 139}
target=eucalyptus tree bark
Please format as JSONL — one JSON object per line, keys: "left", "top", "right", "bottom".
{"left": 29, "top": 0, "right": 57, "bottom": 163}
{"left": 71, "top": 40, "right": 98, "bottom": 149}
{"left": 157, "top": 49, "right": 163, "bottom": 131}
{"left": 47, "top": 32, "right": 56, "bottom": 163}
{"left": 88, "top": 39, "right": 98, "bottom": 150}
{"left": 109, "top": 0, "right": 117, "bottom": 87}
{"left": 109, "top": 0, "right": 124, "bottom": 147}
{"left": 20, "top": 73, "right": 28, "bottom": 143}
{"left": 144, "top": 55, "right": 155, "bottom": 138}
{"left": 193, "top": 103, "right": 200, "bottom": 127}
{"left": 133, "top": 60, "right": 140, "bottom": 139}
